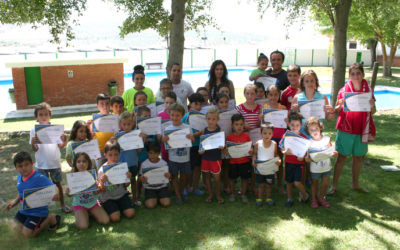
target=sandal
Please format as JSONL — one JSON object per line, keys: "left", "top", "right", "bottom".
{"left": 217, "top": 198, "right": 224, "bottom": 204}
{"left": 49, "top": 215, "right": 61, "bottom": 231}
{"left": 60, "top": 205, "right": 72, "bottom": 213}
{"left": 311, "top": 200, "right": 319, "bottom": 209}
{"left": 327, "top": 186, "right": 336, "bottom": 195}
{"left": 318, "top": 197, "right": 331, "bottom": 208}
{"left": 205, "top": 197, "right": 213, "bottom": 203}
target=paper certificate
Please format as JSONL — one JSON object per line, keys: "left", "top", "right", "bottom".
{"left": 218, "top": 109, "right": 239, "bottom": 137}
{"left": 102, "top": 162, "right": 130, "bottom": 186}
{"left": 200, "top": 132, "right": 225, "bottom": 151}
{"left": 66, "top": 169, "right": 98, "bottom": 195}
{"left": 143, "top": 166, "right": 169, "bottom": 185}
{"left": 22, "top": 185, "right": 57, "bottom": 210}
{"left": 255, "top": 157, "right": 280, "bottom": 175}
{"left": 35, "top": 125, "right": 64, "bottom": 144}
{"left": 92, "top": 114, "right": 119, "bottom": 133}
{"left": 188, "top": 111, "right": 208, "bottom": 131}
{"left": 255, "top": 98, "right": 268, "bottom": 106}
{"left": 137, "top": 116, "right": 162, "bottom": 135}
{"left": 279, "top": 131, "right": 311, "bottom": 158}
{"left": 249, "top": 128, "right": 262, "bottom": 144}
{"left": 298, "top": 99, "right": 326, "bottom": 119}
{"left": 156, "top": 101, "right": 165, "bottom": 114}
{"left": 309, "top": 146, "right": 335, "bottom": 162}
{"left": 344, "top": 92, "right": 372, "bottom": 112}
{"left": 227, "top": 141, "right": 252, "bottom": 158}
{"left": 164, "top": 128, "right": 192, "bottom": 149}
{"left": 161, "top": 120, "right": 173, "bottom": 132}
{"left": 228, "top": 99, "right": 236, "bottom": 110}
{"left": 263, "top": 109, "right": 288, "bottom": 128}
{"left": 72, "top": 139, "right": 101, "bottom": 160}
{"left": 200, "top": 105, "right": 214, "bottom": 114}
{"left": 257, "top": 76, "right": 276, "bottom": 89}
{"left": 134, "top": 103, "right": 157, "bottom": 117}
{"left": 116, "top": 130, "right": 144, "bottom": 151}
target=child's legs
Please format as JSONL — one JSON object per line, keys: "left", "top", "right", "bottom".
{"left": 179, "top": 174, "right": 188, "bottom": 196}
{"left": 286, "top": 183, "right": 293, "bottom": 199}
{"left": 241, "top": 178, "right": 248, "bottom": 195}
{"left": 265, "top": 184, "right": 272, "bottom": 199}
{"left": 179, "top": 162, "right": 191, "bottom": 196}
{"left": 319, "top": 176, "right": 330, "bottom": 198}
{"left": 158, "top": 187, "right": 171, "bottom": 207}
{"left": 240, "top": 162, "right": 252, "bottom": 195}
{"left": 276, "top": 146, "right": 284, "bottom": 188}
{"left": 74, "top": 209, "right": 90, "bottom": 230}
{"left": 54, "top": 182, "right": 65, "bottom": 207}
{"left": 171, "top": 174, "right": 181, "bottom": 198}
{"left": 332, "top": 153, "right": 347, "bottom": 189}
{"left": 190, "top": 147, "right": 201, "bottom": 190}
{"left": 20, "top": 214, "right": 56, "bottom": 237}
{"left": 294, "top": 181, "right": 307, "bottom": 197}
{"left": 159, "top": 197, "right": 171, "bottom": 207}
{"left": 213, "top": 173, "right": 222, "bottom": 199}
{"left": 204, "top": 172, "right": 212, "bottom": 198}
{"left": 258, "top": 183, "right": 266, "bottom": 200}
{"left": 128, "top": 166, "right": 138, "bottom": 200}
{"left": 89, "top": 205, "right": 110, "bottom": 225}
{"left": 118, "top": 194, "right": 135, "bottom": 219}
{"left": 352, "top": 156, "right": 364, "bottom": 188}
{"left": 145, "top": 198, "right": 158, "bottom": 209}
{"left": 229, "top": 179, "right": 236, "bottom": 194}
{"left": 311, "top": 179, "right": 319, "bottom": 200}
{"left": 49, "top": 168, "right": 65, "bottom": 207}
{"left": 122, "top": 208, "right": 135, "bottom": 219}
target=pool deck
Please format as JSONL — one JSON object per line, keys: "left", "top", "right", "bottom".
{"left": 1, "top": 85, "right": 398, "bottom": 120}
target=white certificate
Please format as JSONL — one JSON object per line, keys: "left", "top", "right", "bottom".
{"left": 35, "top": 125, "right": 64, "bottom": 144}
{"left": 200, "top": 105, "right": 214, "bottom": 114}
{"left": 218, "top": 109, "right": 239, "bottom": 137}
{"left": 22, "top": 185, "right": 57, "bottom": 210}
{"left": 134, "top": 103, "right": 157, "bottom": 117}
{"left": 255, "top": 98, "right": 268, "bottom": 106}
{"left": 188, "top": 111, "right": 208, "bottom": 131}
{"left": 161, "top": 120, "right": 173, "bottom": 132}
{"left": 156, "top": 101, "right": 165, "bottom": 114}
{"left": 137, "top": 116, "right": 162, "bottom": 135}
{"left": 200, "top": 132, "right": 225, "bottom": 151}
{"left": 280, "top": 131, "right": 311, "bottom": 158}
{"left": 102, "top": 162, "right": 130, "bottom": 186}
{"left": 66, "top": 169, "right": 98, "bottom": 195}
{"left": 344, "top": 92, "right": 372, "bottom": 112}
{"left": 227, "top": 141, "right": 252, "bottom": 158}
{"left": 263, "top": 109, "right": 288, "bottom": 128}
{"left": 92, "top": 114, "right": 119, "bottom": 133}
{"left": 299, "top": 99, "right": 326, "bottom": 119}
{"left": 309, "top": 146, "right": 335, "bottom": 162}
{"left": 116, "top": 130, "right": 144, "bottom": 151}
{"left": 72, "top": 139, "right": 101, "bottom": 160}
{"left": 255, "top": 157, "right": 280, "bottom": 175}
{"left": 257, "top": 76, "right": 276, "bottom": 89}
{"left": 143, "top": 166, "right": 169, "bottom": 185}
{"left": 228, "top": 99, "right": 236, "bottom": 110}
{"left": 164, "top": 128, "right": 192, "bottom": 149}
{"left": 249, "top": 128, "right": 262, "bottom": 144}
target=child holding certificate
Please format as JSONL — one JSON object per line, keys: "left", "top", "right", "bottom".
{"left": 158, "top": 92, "right": 177, "bottom": 121}
{"left": 281, "top": 64, "right": 301, "bottom": 110}
{"left": 6, "top": 152, "right": 61, "bottom": 237}
{"left": 280, "top": 112, "right": 309, "bottom": 207}
{"left": 330, "top": 63, "right": 376, "bottom": 194}
{"left": 140, "top": 142, "right": 171, "bottom": 209}
{"left": 111, "top": 96, "right": 125, "bottom": 115}
{"left": 305, "top": 117, "right": 337, "bottom": 208}
{"left": 30, "top": 102, "right": 70, "bottom": 213}
{"left": 182, "top": 93, "right": 206, "bottom": 197}
{"left": 226, "top": 114, "right": 253, "bottom": 203}
{"left": 98, "top": 140, "right": 135, "bottom": 222}
{"left": 263, "top": 85, "right": 287, "bottom": 194}
{"left": 236, "top": 84, "right": 262, "bottom": 130}
{"left": 66, "top": 152, "right": 110, "bottom": 229}
{"left": 66, "top": 120, "right": 94, "bottom": 168}
{"left": 162, "top": 103, "right": 195, "bottom": 205}
{"left": 119, "top": 111, "right": 146, "bottom": 206}
{"left": 199, "top": 108, "right": 225, "bottom": 204}
{"left": 252, "top": 123, "right": 281, "bottom": 206}
{"left": 249, "top": 53, "right": 269, "bottom": 81}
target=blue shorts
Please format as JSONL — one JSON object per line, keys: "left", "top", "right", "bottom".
{"left": 101, "top": 194, "right": 134, "bottom": 215}
{"left": 285, "top": 162, "right": 303, "bottom": 183}
{"left": 15, "top": 211, "right": 46, "bottom": 230}
{"left": 255, "top": 174, "right": 275, "bottom": 185}
{"left": 311, "top": 171, "right": 331, "bottom": 180}
{"left": 168, "top": 161, "right": 191, "bottom": 176}
{"left": 37, "top": 168, "right": 62, "bottom": 183}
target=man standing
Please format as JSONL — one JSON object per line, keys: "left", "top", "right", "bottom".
{"left": 266, "top": 50, "right": 290, "bottom": 91}
{"left": 169, "top": 63, "right": 194, "bottom": 107}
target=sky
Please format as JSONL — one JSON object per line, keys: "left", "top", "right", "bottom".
{"left": 0, "top": 0, "right": 330, "bottom": 50}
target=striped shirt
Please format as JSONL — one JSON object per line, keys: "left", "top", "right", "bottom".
{"left": 236, "top": 103, "right": 261, "bottom": 130}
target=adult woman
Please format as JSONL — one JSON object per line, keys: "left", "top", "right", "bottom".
{"left": 122, "top": 65, "right": 155, "bottom": 112}
{"left": 205, "top": 60, "right": 235, "bottom": 104}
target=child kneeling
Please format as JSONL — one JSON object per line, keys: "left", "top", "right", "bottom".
{"left": 140, "top": 142, "right": 171, "bottom": 209}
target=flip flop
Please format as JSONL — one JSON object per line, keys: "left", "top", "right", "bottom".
{"left": 217, "top": 198, "right": 224, "bottom": 204}
{"left": 205, "top": 197, "right": 213, "bottom": 203}
{"left": 327, "top": 187, "right": 336, "bottom": 195}
{"left": 49, "top": 215, "right": 61, "bottom": 231}
{"left": 60, "top": 205, "right": 72, "bottom": 213}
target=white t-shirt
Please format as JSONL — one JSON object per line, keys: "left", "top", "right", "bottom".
{"left": 163, "top": 123, "right": 192, "bottom": 163}
{"left": 140, "top": 158, "right": 169, "bottom": 190}
{"left": 310, "top": 135, "right": 332, "bottom": 173}
{"left": 29, "top": 128, "right": 61, "bottom": 170}
{"left": 172, "top": 80, "right": 193, "bottom": 107}
{"left": 257, "top": 140, "right": 276, "bottom": 161}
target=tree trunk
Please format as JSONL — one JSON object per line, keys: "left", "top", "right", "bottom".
{"left": 167, "top": 0, "right": 186, "bottom": 76}
{"left": 368, "top": 38, "right": 377, "bottom": 69}
{"left": 330, "top": 0, "right": 352, "bottom": 105}
{"left": 382, "top": 41, "right": 398, "bottom": 77}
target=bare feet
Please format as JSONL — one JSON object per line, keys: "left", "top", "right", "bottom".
{"left": 352, "top": 185, "right": 369, "bottom": 193}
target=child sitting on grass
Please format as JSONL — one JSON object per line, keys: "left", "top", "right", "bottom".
{"left": 6, "top": 151, "right": 61, "bottom": 237}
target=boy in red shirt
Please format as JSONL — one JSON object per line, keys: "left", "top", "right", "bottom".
{"left": 226, "top": 114, "right": 253, "bottom": 203}
{"left": 281, "top": 64, "right": 301, "bottom": 110}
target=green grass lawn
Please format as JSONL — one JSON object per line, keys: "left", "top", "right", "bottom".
{"left": 0, "top": 109, "right": 399, "bottom": 249}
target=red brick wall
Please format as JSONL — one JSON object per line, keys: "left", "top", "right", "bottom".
{"left": 13, "top": 63, "right": 124, "bottom": 109}
{"left": 377, "top": 55, "right": 400, "bottom": 67}
{"left": 12, "top": 68, "right": 28, "bottom": 110}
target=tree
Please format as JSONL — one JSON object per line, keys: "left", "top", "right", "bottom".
{"left": 254, "top": 0, "right": 352, "bottom": 104}
{"left": 0, "top": 0, "right": 87, "bottom": 44}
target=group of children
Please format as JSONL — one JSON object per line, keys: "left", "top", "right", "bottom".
{"left": 7, "top": 58, "right": 376, "bottom": 238}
